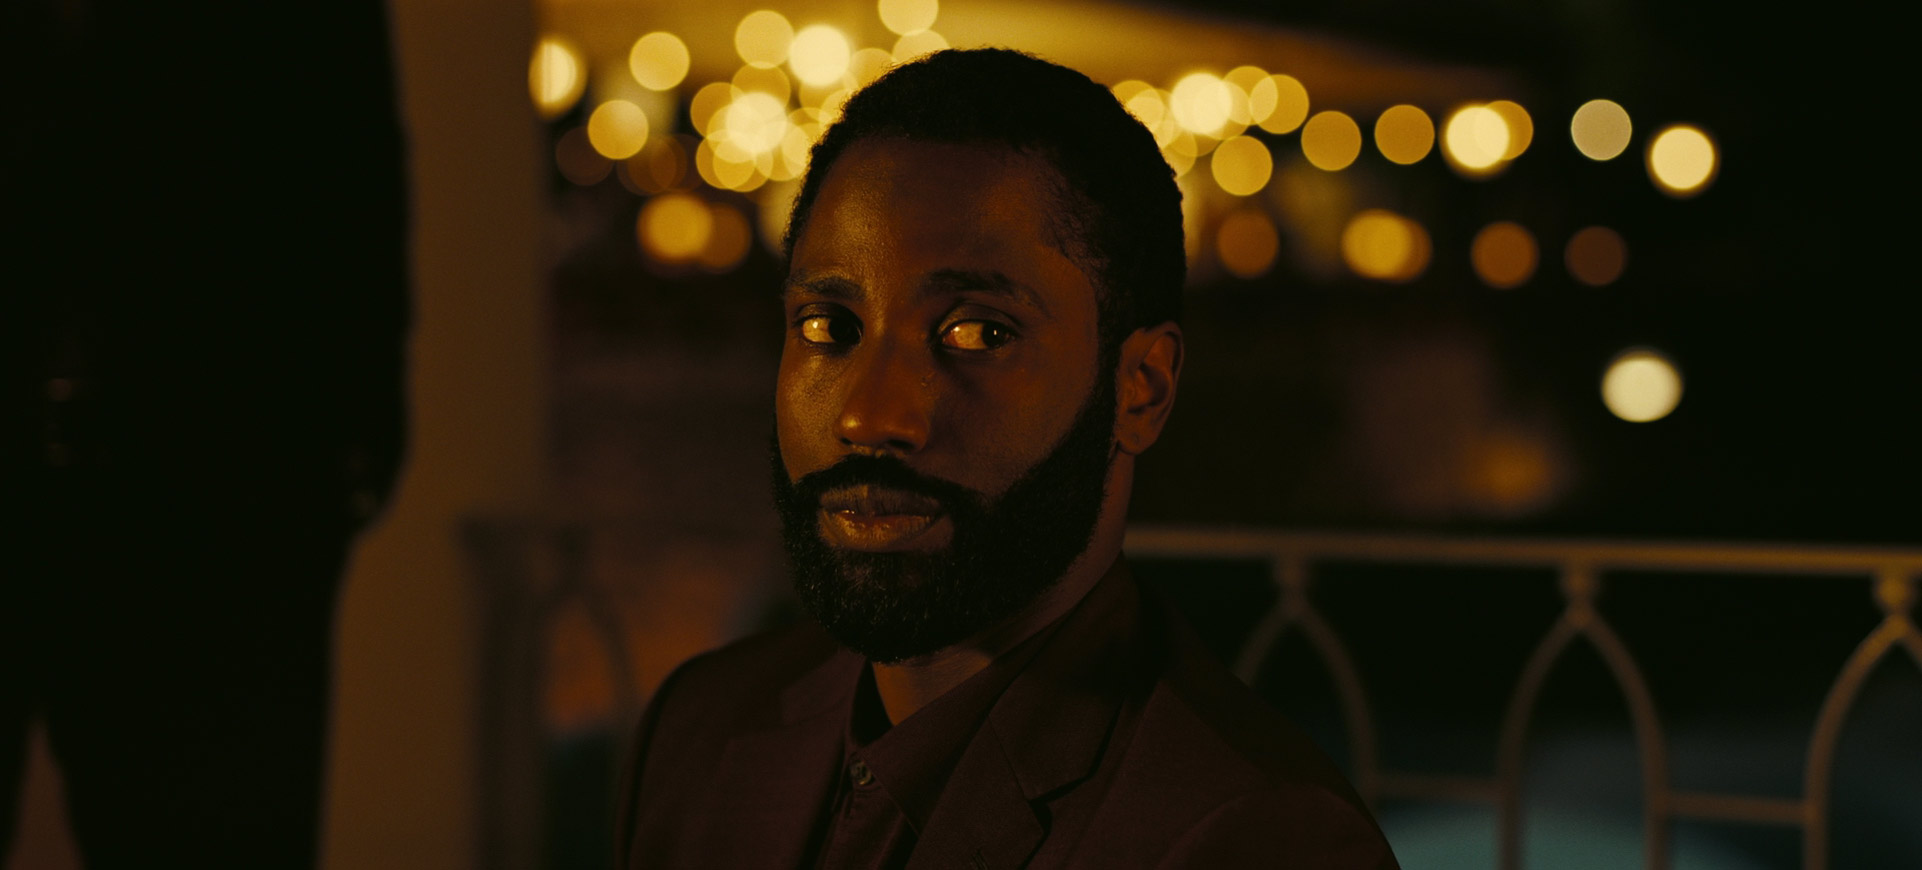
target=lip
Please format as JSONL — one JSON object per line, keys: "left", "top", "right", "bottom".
{"left": 818, "top": 485, "right": 952, "bottom": 552}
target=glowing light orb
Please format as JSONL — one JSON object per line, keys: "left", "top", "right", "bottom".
{"left": 878, "top": 0, "right": 939, "bottom": 35}
{"left": 628, "top": 32, "right": 690, "bottom": 92}
{"left": 1601, "top": 348, "right": 1683, "bottom": 422}
{"left": 1301, "top": 111, "right": 1362, "bottom": 171}
{"left": 529, "top": 37, "right": 585, "bottom": 119}
{"left": 638, "top": 192, "right": 713, "bottom": 263}
{"left": 1486, "top": 99, "right": 1533, "bottom": 159}
{"left": 1374, "top": 104, "right": 1435, "bottom": 165}
{"left": 892, "top": 29, "right": 947, "bottom": 62}
{"left": 735, "top": 10, "right": 794, "bottom": 69}
{"left": 1210, "top": 135, "right": 1273, "bottom": 196}
{"left": 1171, "top": 73, "right": 1233, "bottom": 135}
{"left": 1216, "top": 209, "right": 1280, "bottom": 278}
{"left": 699, "top": 202, "right": 754, "bottom": 271}
{"left": 1470, "top": 221, "right": 1539, "bottom": 289}
{"left": 1253, "top": 74, "right": 1309, "bottom": 134}
{"left": 1566, "top": 226, "right": 1627, "bottom": 287}
{"left": 848, "top": 48, "right": 895, "bottom": 88}
{"left": 788, "top": 25, "right": 851, "bottom": 87}
{"left": 1341, "top": 209, "right": 1430, "bottom": 282}
{"left": 1571, "top": 99, "right": 1633, "bottom": 161}
{"left": 1444, "top": 105, "right": 1511, "bottom": 171}
{"left": 1647, "top": 124, "right": 1718, "bottom": 196}
{"left": 586, "top": 100, "right": 650, "bottom": 159}
{"left": 721, "top": 92, "right": 788, "bottom": 155}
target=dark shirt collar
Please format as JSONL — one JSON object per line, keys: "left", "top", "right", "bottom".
{"left": 842, "top": 604, "right": 1066, "bottom": 832}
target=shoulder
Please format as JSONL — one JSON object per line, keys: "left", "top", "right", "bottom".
{"left": 616, "top": 620, "right": 847, "bottom": 864}
{"left": 1150, "top": 788, "right": 1400, "bottom": 869}
{"left": 1090, "top": 589, "right": 1399, "bottom": 868}
{"left": 639, "top": 618, "right": 843, "bottom": 734}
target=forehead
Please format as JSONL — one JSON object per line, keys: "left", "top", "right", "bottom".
{"left": 788, "top": 139, "right": 1095, "bottom": 315}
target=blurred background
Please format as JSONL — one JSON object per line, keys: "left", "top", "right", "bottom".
{"left": 8, "top": 0, "right": 1916, "bottom": 868}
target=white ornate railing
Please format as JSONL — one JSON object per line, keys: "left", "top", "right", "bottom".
{"left": 1121, "top": 527, "right": 1922, "bottom": 870}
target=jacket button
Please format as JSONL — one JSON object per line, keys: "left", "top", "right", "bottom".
{"left": 849, "top": 760, "right": 874, "bottom": 787}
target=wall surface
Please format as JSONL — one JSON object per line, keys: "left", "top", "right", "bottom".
{"left": 324, "top": 0, "right": 545, "bottom": 867}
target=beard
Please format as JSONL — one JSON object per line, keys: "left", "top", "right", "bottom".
{"left": 770, "top": 380, "right": 1117, "bottom": 663}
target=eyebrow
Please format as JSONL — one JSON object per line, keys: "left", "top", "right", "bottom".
{"left": 924, "top": 269, "right": 1050, "bottom": 315}
{"left": 782, "top": 268, "right": 1050, "bottom": 315}
{"left": 782, "top": 273, "right": 860, "bottom": 303}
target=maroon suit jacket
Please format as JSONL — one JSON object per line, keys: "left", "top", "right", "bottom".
{"left": 618, "top": 561, "right": 1399, "bottom": 868}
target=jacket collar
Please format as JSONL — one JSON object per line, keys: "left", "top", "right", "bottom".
{"left": 694, "top": 643, "right": 863, "bottom": 869}
{"left": 908, "top": 559, "right": 1144, "bottom": 869}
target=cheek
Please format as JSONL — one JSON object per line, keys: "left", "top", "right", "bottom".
{"left": 946, "top": 373, "right": 1082, "bottom": 484}
{"left": 775, "top": 355, "right": 831, "bottom": 471}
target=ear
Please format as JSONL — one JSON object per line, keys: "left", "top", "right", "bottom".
{"left": 1113, "top": 322, "right": 1183, "bottom": 456}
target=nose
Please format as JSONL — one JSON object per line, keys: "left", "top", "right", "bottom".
{"left": 835, "top": 334, "right": 934, "bottom": 454}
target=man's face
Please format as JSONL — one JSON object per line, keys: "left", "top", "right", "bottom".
{"left": 772, "top": 139, "right": 1115, "bottom": 663}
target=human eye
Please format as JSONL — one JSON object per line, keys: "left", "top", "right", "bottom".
{"left": 938, "top": 319, "right": 1016, "bottom": 352}
{"left": 796, "top": 309, "right": 862, "bottom": 347}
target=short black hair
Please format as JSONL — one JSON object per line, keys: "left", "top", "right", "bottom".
{"left": 784, "top": 48, "right": 1185, "bottom": 358}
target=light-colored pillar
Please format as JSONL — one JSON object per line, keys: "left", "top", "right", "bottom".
{"left": 323, "top": 0, "right": 545, "bottom": 866}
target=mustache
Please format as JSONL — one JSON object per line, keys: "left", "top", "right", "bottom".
{"left": 787, "top": 453, "right": 983, "bottom": 516}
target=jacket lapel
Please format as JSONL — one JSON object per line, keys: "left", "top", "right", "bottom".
{"left": 906, "top": 563, "right": 1145, "bottom": 870}
{"left": 690, "top": 648, "right": 862, "bottom": 869}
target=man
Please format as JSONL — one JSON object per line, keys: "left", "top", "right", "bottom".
{"left": 619, "top": 49, "right": 1396, "bottom": 868}
{"left": 1, "top": 1, "right": 407, "bottom": 865}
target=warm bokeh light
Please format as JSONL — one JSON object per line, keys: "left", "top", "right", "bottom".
{"left": 816, "top": 87, "right": 852, "bottom": 124}
{"left": 735, "top": 10, "right": 794, "bottom": 69}
{"left": 1486, "top": 100, "right": 1533, "bottom": 159}
{"left": 732, "top": 64, "right": 792, "bottom": 106}
{"left": 1171, "top": 73, "right": 1233, "bottom": 135}
{"left": 699, "top": 137, "right": 766, "bottom": 192}
{"left": 690, "top": 82, "right": 737, "bottom": 136}
{"left": 758, "top": 179, "right": 801, "bottom": 255}
{"left": 699, "top": 202, "right": 754, "bottom": 271}
{"left": 1470, "top": 221, "right": 1539, "bottom": 289}
{"left": 1341, "top": 209, "right": 1430, "bottom": 281}
{"left": 529, "top": 36, "right": 586, "bottom": 120}
{"left": 624, "top": 137, "right": 688, "bottom": 194}
{"left": 878, "top": 0, "right": 939, "bottom": 35}
{"left": 775, "top": 115, "right": 818, "bottom": 180}
{"left": 1374, "top": 104, "right": 1435, "bottom": 165}
{"left": 1215, "top": 209, "right": 1280, "bottom": 278}
{"left": 1301, "top": 111, "right": 1362, "bottom": 171}
{"left": 1113, "top": 80, "right": 1153, "bottom": 114}
{"left": 1465, "top": 427, "right": 1561, "bottom": 516}
{"left": 1164, "top": 131, "right": 1205, "bottom": 159}
{"left": 638, "top": 192, "right": 713, "bottom": 263}
{"left": 555, "top": 126, "right": 611, "bottom": 186}
{"left": 848, "top": 47, "right": 895, "bottom": 88}
{"left": 628, "top": 32, "right": 690, "bottom": 92}
{"left": 1601, "top": 348, "right": 1683, "bottom": 422}
{"left": 1566, "top": 226, "right": 1627, "bottom": 286}
{"left": 1161, "top": 140, "right": 1195, "bottom": 178}
{"left": 1647, "top": 124, "right": 1718, "bottom": 196}
{"left": 1223, "top": 66, "right": 1269, "bottom": 125}
{"left": 1121, "top": 87, "right": 1178, "bottom": 147}
{"left": 788, "top": 25, "right": 851, "bottom": 87}
{"left": 586, "top": 100, "right": 650, "bottom": 160}
{"left": 1253, "top": 74, "right": 1309, "bottom": 134}
{"left": 1443, "top": 105, "right": 1510, "bottom": 171}
{"left": 721, "top": 92, "right": 788, "bottom": 155}
{"left": 1210, "top": 135, "right": 1273, "bottom": 196}
{"left": 892, "top": 30, "right": 947, "bottom": 62}
{"left": 1571, "top": 99, "right": 1633, "bottom": 161}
